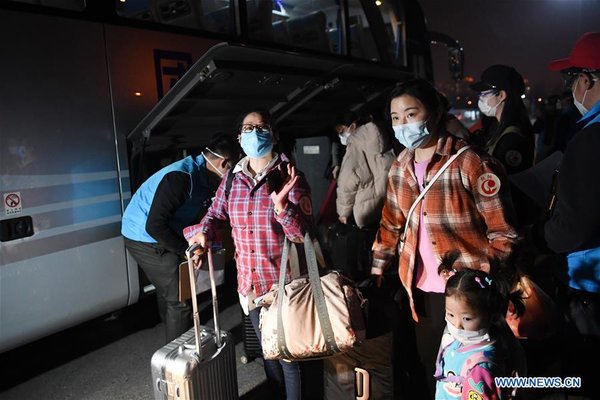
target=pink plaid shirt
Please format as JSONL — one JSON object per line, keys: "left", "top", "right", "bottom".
{"left": 183, "top": 154, "right": 313, "bottom": 296}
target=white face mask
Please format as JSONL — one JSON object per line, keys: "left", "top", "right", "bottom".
{"left": 572, "top": 74, "right": 600, "bottom": 116}
{"left": 572, "top": 76, "right": 590, "bottom": 116}
{"left": 204, "top": 148, "right": 228, "bottom": 178}
{"left": 338, "top": 131, "right": 351, "bottom": 146}
{"left": 392, "top": 120, "right": 431, "bottom": 149}
{"left": 445, "top": 318, "right": 490, "bottom": 345}
{"left": 478, "top": 95, "right": 502, "bottom": 117}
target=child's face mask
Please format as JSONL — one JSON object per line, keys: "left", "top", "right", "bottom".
{"left": 445, "top": 318, "right": 490, "bottom": 345}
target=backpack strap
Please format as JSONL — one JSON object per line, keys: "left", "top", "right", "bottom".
{"left": 487, "top": 125, "right": 522, "bottom": 155}
{"left": 224, "top": 170, "right": 235, "bottom": 198}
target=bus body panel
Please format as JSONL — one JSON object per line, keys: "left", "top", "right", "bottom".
{"left": 0, "top": 238, "right": 129, "bottom": 352}
{"left": 0, "top": 11, "right": 131, "bottom": 352}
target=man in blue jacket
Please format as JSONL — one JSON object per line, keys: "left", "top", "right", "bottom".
{"left": 122, "top": 134, "right": 238, "bottom": 342}
{"left": 545, "top": 32, "right": 600, "bottom": 395}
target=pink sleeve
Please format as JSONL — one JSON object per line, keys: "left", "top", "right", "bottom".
{"left": 461, "top": 365, "right": 499, "bottom": 400}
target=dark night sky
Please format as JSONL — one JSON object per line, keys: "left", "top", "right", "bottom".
{"left": 420, "top": 0, "right": 600, "bottom": 98}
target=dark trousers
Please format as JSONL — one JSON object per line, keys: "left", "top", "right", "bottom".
{"left": 124, "top": 238, "right": 192, "bottom": 343}
{"left": 395, "top": 288, "right": 445, "bottom": 400}
{"left": 249, "top": 308, "right": 302, "bottom": 400}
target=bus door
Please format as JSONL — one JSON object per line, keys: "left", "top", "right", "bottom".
{"left": 127, "top": 43, "right": 413, "bottom": 217}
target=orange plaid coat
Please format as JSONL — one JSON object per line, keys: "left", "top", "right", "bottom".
{"left": 371, "top": 133, "right": 520, "bottom": 321}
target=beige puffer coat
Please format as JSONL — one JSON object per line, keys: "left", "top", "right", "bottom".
{"left": 336, "top": 122, "right": 395, "bottom": 228}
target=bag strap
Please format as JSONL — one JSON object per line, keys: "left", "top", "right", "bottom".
{"left": 224, "top": 170, "right": 235, "bottom": 198}
{"left": 487, "top": 125, "right": 521, "bottom": 155}
{"left": 277, "top": 233, "right": 339, "bottom": 358}
{"left": 303, "top": 232, "right": 339, "bottom": 354}
{"left": 400, "top": 146, "right": 471, "bottom": 248}
{"left": 276, "top": 238, "right": 293, "bottom": 359}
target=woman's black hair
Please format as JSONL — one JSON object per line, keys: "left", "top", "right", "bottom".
{"left": 488, "top": 84, "right": 533, "bottom": 142}
{"left": 500, "top": 94, "right": 532, "bottom": 133}
{"left": 237, "top": 109, "right": 275, "bottom": 133}
{"left": 438, "top": 252, "right": 525, "bottom": 338}
{"left": 388, "top": 78, "right": 445, "bottom": 127}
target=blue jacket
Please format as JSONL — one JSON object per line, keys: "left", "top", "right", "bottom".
{"left": 122, "top": 155, "right": 211, "bottom": 245}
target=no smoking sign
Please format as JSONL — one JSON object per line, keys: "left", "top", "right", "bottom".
{"left": 4, "top": 192, "right": 23, "bottom": 216}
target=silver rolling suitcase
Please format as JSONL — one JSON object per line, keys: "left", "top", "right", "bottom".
{"left": 151, "top": 245, "right": 238, "bottom": 400}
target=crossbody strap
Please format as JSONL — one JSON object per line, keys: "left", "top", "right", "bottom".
{"left": 400, "top": 146, "right": 471, "bottom": 247}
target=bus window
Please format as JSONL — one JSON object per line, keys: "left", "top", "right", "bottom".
{"left": 260, "top": 0, "right": 340, "bottom": 54}
{"left": 115, "top": 0, "right": 234, "bottom": 34}
{"left": 347, "top": 0, "right": 378, "bottom": 61}
{"left": 203, "top": 0, "right": 234, "bottom": 34}
{"left": 372, "top": 0, "right": 404, "bottom": 65}
{"left": 9, "top": 0, "right": 85, "bottom": 11}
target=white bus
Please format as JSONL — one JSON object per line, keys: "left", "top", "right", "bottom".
{"left": 0, "top": 0, "right": 461, "bottom": 353}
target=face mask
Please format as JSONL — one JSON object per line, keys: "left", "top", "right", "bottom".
{"left": 203, "top": 148, "right": 229, "bottom": 178}
{"left": 338, "top": 131, "right": 351, "bottom": 146}
{"left": 205, "top": 156, "right": 225, "bottom": 178}
{"left": 240, "top": 128, "right": 274, "bottom": 158}
{"left": 478, "top": 95, "right": 502, "bottom": 117}
{"left": 572, "top": 77, "right": 590, "bottom": 116}
{"left": 393, "top": 120, "right": 431, "bottom": 149}
{"left": 446, "top": 318, "right": 490, "bottom": 345}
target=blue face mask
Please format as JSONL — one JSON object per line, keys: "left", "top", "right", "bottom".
{"left": 240, "top": 128, "right": 274, "bottom": 158}
{"left": 393, "top": 120, "right": 431, "bottom": 149}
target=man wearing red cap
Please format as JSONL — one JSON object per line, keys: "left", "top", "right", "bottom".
{"left": 544, "top": 32, "right": 600, "bottom": 396}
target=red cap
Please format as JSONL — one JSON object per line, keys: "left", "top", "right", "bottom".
{"left": 549, "top": 32, "right": 600, "bottom": 72}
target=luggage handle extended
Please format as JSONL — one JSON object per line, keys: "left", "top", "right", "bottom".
{"left": 185, "top": 244, "right": 222, "bottom": 360}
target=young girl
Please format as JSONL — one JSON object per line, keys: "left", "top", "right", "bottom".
{"left": 435, "top": 262, "right": 526, "bottom": 400}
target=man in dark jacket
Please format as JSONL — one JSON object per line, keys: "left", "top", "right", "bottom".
{"left": 545, "top": 32, "right": 600, "bottom": 395}
{"left": 122, "top": 134, "right": 238, "bottom": 342}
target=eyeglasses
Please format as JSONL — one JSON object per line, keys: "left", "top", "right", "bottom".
{"left": 240, "top": 124, "right": 271, "bottom": 134}
{"left": 562, "top": 70, "right": 599, "bottom": 89}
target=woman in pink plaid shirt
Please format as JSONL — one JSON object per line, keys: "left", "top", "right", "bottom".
{"left": 184, "top": 110, "right": 313, "bottom": 400}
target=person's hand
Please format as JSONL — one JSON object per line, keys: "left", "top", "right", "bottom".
{"left": 271, "top": 163, "right": 299, "bottom": 213}
{"left": 187, "top": 233, "right": 210, "bottom": 269}
{"left": 332, "top": 165, "right": 340, "bottom": 180}
{"left": 338, "top": 216, "right": 348, "bottom": 224}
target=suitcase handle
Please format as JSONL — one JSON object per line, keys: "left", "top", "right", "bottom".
{"left": 207, "top": 248, "right": 222, "bottom": 347}
{"left": 184, "top": 245, "right": 223, "bottom": 358}
{"left": 355, "top": 367, "right": 370, "bottom": 400}
{"left": 185, "top": 244, "right": 204, "bottom": 359}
